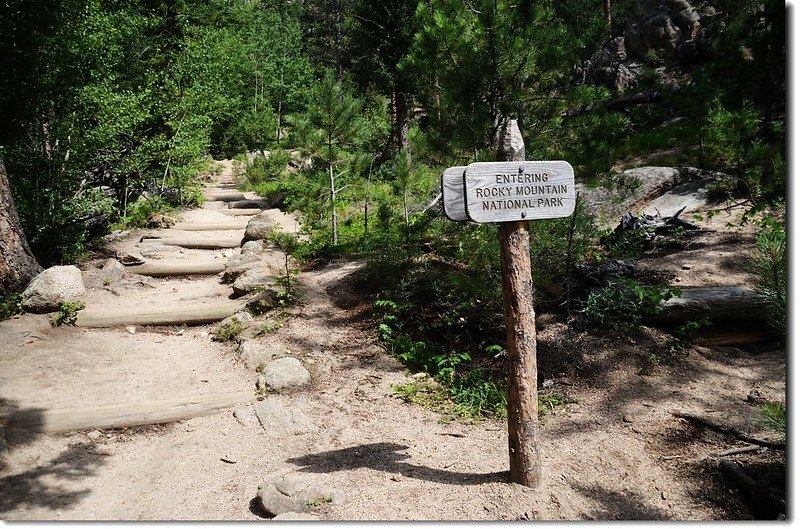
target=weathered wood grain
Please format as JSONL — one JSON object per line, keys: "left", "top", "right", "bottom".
{"left": 464, "top": 160, "right": 576, "bottom": 223}
{"left": 204, "top": 191, "right": 246, "bottom": 202}
{"left": 441, "top": 166, "right": 469, "bottom": 221}
{"left": 7, "top": 392, "right": 252, "bottom": 433}
{"left": 497, "top": 119, "right": 541, "bottom": 489}
{"left": 124, "top": 261, "right": 227, "bottom": 277}
{"left": 76, "top": 302, "right": 242, "bottom": 327}
{"left": 139, "top": 235, "right": 242, "bottom": 249}
{"left": 171, "top": 221, "right": 248, "bottom": 231}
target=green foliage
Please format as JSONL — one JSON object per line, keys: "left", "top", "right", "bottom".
{"left": 255, "top": 319, "right": 283, "bottom": 337}
{"left": 269, "top": 229, "right": 301, "bottom": 301}
{"left": 582, "top": 279, "right": 680, "bottom": 332}
{"left": 50, "top": 300, "right": 85, "bottom": 327}
{"left": 212, "top": 319, "right": 243, "bottom": 342}
{"left": 113, "top": 196, "right": 176, "bottom": 230}
{"left": 751, "top": 218, "right": 786, "bottom": 336}
{"left": 760, "top": 401, "right": 786, "bottom": 434}
{"left": 0, "top": 293, "right": 23, "bottom": 321}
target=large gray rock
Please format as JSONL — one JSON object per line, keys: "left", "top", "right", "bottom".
{"left": 642, "top": 178, "right": 713, "bottom": 217}
{"left": 253, "top": 397, "right": 316, "bottom": 435}
{"left": 22, "top": 265, "right": 86, "bottom": 313}
{"left": 232, "top": 268, "right": 274, "bottom": 297}
{"left": 257, "top": 473, "right": 340, "bottom": 517}
{"left": 242, "top": 212, "right": 275, "bottom": 242}
{"left": 258, "top": 357, "right": 310, "bottom": 391}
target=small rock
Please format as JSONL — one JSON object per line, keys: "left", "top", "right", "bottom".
{"left": 236, "top": 340, "right": 283, "bottom": 370}
{"left": 252, "top": 396, "right": 316, "bottom": 435}
{"left": 259, "top": 358, "right": 310, "bottom": 391}
{"left": 116, "top": 251, "right": 146, "bottom": 265}
{"left": 233, "top": 405, "right": 260, "bottom": 427}
{"left": 86, "top": 430, "right": 103, "bottom": 441}
{"left": 681, "top": 264, "right": 693, "bottom": 270}
{"left": 21, "top": 265, "right": 86, "bottom": 313}
{"left": 411, "top": 372, "right": 428, "bottom": 380}
{"left": 271, "top": 512, "right": 321, "bottom": 521}
{"left": 241, "top": 240, "right": 268, "bottom": 255}
{"left": 622, "top": 414, "right": 634, "bottom": 423}
{"left": 126, "top": 326, "right": 136, "bottom": 334}
{"left": 218, "top": 312, "right": 255, "bottom": 330}
{"left": 257, "top": 472, "right": 340, "bottom": 516}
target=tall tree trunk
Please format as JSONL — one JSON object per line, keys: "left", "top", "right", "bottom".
{"left": 603, "top": 0, "right": 612, "bottom": 33}
{"left": 395, "top": 89, "right": 410, "bottom": 155}
{"left": 0, "top": 158, "right": 42, "bottom": 295}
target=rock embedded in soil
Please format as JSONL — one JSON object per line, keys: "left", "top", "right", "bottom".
{"left": 222, "top": 252, "right": 262, "bottom": 283}
{"left": 252, "top": 397, "right": 316, "bottom": 435}
{"left": 258, "top": 357, "right": 310, "bottom": 391}
{"left": 236, "top": 339, "right": 284, "bottom": 370}
{"left": 232, "top": 269, "right": 275, "bottom": 297}
{"left": 83, "top": 258, "right": 127, "bottom": 288}
{"left": 21, "top": 265, "right": 86, "bottom": 313}
{"left": 233, "top": 404, "right": 260, "bottom": 427}
{"left": 242, "top": 211, "right": 275, "bottom": 243}
{"left": 271, "top": 512, "right": 321, "bottom": 520}
{"left": 241, "top": 240, "right": 268, "bottom": 255}
{"left": 257, "top": 472, "right": 340, "bottom": 516}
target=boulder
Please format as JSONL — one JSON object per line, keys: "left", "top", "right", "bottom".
{"left": 272, "top": 512, "right": 321, "bottom": 521}
{"left": 22, "top": 265, "right": 86, "bottom": 313}
{"left": 242, "top": 212, "right": 275, "bottom": 243}
{"left": 232, "top": 268, "right": 274, "bottom": 297}
{"left": 257, "top": 472, "right": 340, "bottom": 517}
{"left": 625, "top": 0, "right": 702, "bottom": 61}
{"left": 258, "top": 357, "right": 310, "bottom": 391}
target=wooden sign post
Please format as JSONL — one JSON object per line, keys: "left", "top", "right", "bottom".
{"left": 441, "top": 120, "right": 575, "bottom": 488}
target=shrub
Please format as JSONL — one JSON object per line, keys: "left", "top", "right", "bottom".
{"left": 581, "top": 279, "right": 680, "bottom": 332}
{"left": 751, "top": 218, "right": 786, "bottom": 337}
{"left": 50, "top": 300, "right": 85, "bottom": 326}
{"left": 0, "top": 293, "right": 23, "bottom": 321}
{"left": 760, "top": 401, "right": 786, "bottom": 434}
{"left": 212, "top": 319, "right": 243, "bottom": 342}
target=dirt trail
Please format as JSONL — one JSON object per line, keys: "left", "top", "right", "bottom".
{"left": 0, "top": 162, "right": 786, "bottom": 520}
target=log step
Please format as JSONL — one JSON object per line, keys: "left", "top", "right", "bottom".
{"left": 171, "top": 222, "right": 248, "bottom": 231}
{"left": 228, "top": 199, "right": 272, "bottom": 209}
{"left": 76, "top": 302, "right": 243, "bottom": 328}
{"left": 204, "top": 191, "right": 246, "bottom": 202}
{"left": 6, "top": 391, "right": 252, "bottom": 433}
{"left": 125, "top": 261, "right": 227, "bottom": 277}
{"left": 140, "top": 235, "right": 241, "bottom": 249}
{"left": 222, "top": 209, "right": 263, "bottom": 216}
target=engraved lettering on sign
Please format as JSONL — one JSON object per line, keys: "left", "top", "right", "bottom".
{"left": 464, "top": 161, "right": 576, "bottom": 223}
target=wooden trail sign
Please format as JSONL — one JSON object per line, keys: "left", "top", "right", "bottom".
{"left": 464, "top": 161, "right": 575, "bottom": 223}
{"left": 441, "top": 166, "right": 469, "bottom": 221}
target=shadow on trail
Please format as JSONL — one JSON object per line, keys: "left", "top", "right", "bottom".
{"left": 0, "top": 441, "right": 109, "bottom": 515}
{"left": 571, "top": 483, "right": 671, "bottom": 520}
{"left": 287, "top": 442, "right": 507, "bottom": 486}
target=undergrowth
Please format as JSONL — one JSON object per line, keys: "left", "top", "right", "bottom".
{"left": 50, "top": 300, "right": 85, "bottom": 326}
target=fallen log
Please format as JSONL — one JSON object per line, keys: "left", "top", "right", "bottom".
{"left": 124, "top": 261, "right": 226, "bottom": 277}
{"left": 672, "top": 411, "right": 785, "bottom": 450}
{"left": 76, "top": 302, "right": 243, "bottom": 328}
{"left": 650, "top": 287, "right": 768, "bottom": 324}
{"left": 139, "top": 235, "right": 241, "bottom": 249}
{"left": 6, "top": 391, "right": 252, "bottom": 433}
{"left": 222, "top": 208, "right": 263, "bottom": 216}
{"left": 171, "top": 222, "right": 248, "bottom": 231}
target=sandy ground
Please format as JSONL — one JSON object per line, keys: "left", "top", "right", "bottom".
{"left": 0, "top": 162, "right": 785, "bottom": 520}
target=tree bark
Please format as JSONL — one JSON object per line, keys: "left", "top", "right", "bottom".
{"left": 0, "top": 158, "right": 42, "bottom": 295}
{"left": 497, "top": 120, "right": 541, "bottom": 488}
